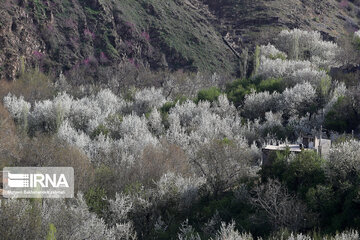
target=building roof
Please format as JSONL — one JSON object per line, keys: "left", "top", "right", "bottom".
{"left": 263, "top": 144, "right": 302, "bottom": 152}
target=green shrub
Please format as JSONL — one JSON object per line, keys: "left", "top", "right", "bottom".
{"left": 253, "top": 45, "right": 261, "bottom": 76}
{"left": 268, "top": 53, "right": 287, "bottom": 60}
{"left": 85, "top": 186, "right": 109, "bottom": 219}
{"left": 90, "top": 124, "right": 110, "bottom": 139}
{"left": 260, "top": 148, "right": 290, "bottom": 181}
{"left": 261, "top": 149, "right": 325, "bottom": 197}
{"left": 46, "top": 223, "right": 57, "bottom": 240}
{"left": 196, "top": 87, "right": 221, "bottom": 103}
{"left": 258, "top": 77, "right": 284, "bottom": 93}
{"left": 160, "top": 96, "right": 187, "bottom": 114}
{"left": 94, "top": 165, "right": 119, "bottom": 198}
{"left": 225, "top": 78, "right": 256, "bottom": 107}
{"left": 283, "top": 151, "right": 325, "bottom": 196}
{"left": 161, "top": 101, "right": 176, "bottom": 114}
{"left": 324, "top": 96, "right": 359, "bottom": 133}
{"left": 354, "top": 36, "right": 360, "bottom": 50}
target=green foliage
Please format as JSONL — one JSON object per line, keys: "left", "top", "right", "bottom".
{"left": 257, "top": 78, "right": 285, "bottom": 93}
{"left": 325, "top": 96, "right": 359, "bottom": 133}
{"left": 268, "top": 53, "right": 287, "bottom": 60}
{"left": 225, "top": 77, "right": 284, "bottom": 107}
{"left": 305, "top": 185, "right": 336, "bottom": 218}
{"left": 90, "top": 124, "right": 110, "bottom": 139}
{"left": 124, "top": 181, "right": 143, "bottom": 195}
{"left": 84, "top": 6, "right": 101, "bottom": 16}
{"left": 226, "top": 78, "right": 256, "bottom": 107}
{"left": 192, "top": 192, "right": 266, "bottom": 238}
{"left": 160, "top": 96, "right": 187, "bottom": 129}
{"left": 283, "top": 151, "right": 325, "bottom": 196}
{"left": 103, "top": 33, "right": 119, "bottom": 59}
{"left": 262, "top": 124, "right": 288, "bottom": 140}
{"left": 32, "top": 0, "right": 47, "bottom": 23}
{"left": 319, "top": 76, "right": 331, "bottom": 97}
{"left": 160, "top": 101, "right": 176, "bottom": 114}
{"left": 259, "top": 148, "right": 360, "bottom": 233}
{"left": 85, "top": 186, "right": 109, "bottom": 219}
{"left": 261, "top": 150, "right": 325, "bottom": 197}
{"left": 354, "top": 36, "right": 360, "bottom": 50}
{"left": 218, "top": 137, "right": 234, "bottom": 146}
{"left": 114, "top": 0, "right": 235, "bottom": 73}
{"left": 332, "top": 134, "right": 354, "bottom": 145}
{"left": 260, "top": 149, "right": 290, "bottom": 181}
{"left": 253, "top": 45, "right": 261, "bottom": 76}
{"left": 160, "top": 96, "right": 187, "bottom": 114}
{"left": 152, "top": 192, "right": 260, "bottom": 240}
{"left": 196, "top": 87, "right": 221, "bottom": 103}
{"left": 20, "top": 56, "right": 25, "bottom": 76}
{"left": 46, "top": 223, "right": 57, "bottom": 240}
{"left": 94, "top": 165, "right": 118, "bottom": 198}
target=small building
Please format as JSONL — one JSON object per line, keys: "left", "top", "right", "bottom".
{"left": 262, "top": 135, "right": 331, "bottom": 166}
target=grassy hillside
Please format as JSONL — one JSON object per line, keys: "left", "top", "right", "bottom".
{"left": 202, "top": 0, "right": 360, "bottom": 48}
{"left": 0, "top": 0, "right": 236, "bottom": 81}
{"left": 112, "top": 0, "right": 236, "bottom": 72}
{"left": 0, "top": 0, "right": 359, "bottom": 81}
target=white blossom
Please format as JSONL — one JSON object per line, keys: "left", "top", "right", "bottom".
{"left": 213, "top": 222, "right": 252, "bottom": 240}
{"left": 276, "top": 29, "right": 341, "bottom": 68}
{"left": 41, "top": 195, "right": 117, "bottom": 240}
{"left": 332, "top": 230, "right": 359, "bottom": 240}
{"left": 212, "top": 94, "right": 237, "bottom": 118}
{"left": 323, "top": 81, "right": 347, "bottom": 115}
{"left": 287, "top": 233, "right": 312, "bottom": 240}
{"left": 259, "top": 111, "right": 284, "bottom": 137}
{"left": 288, "top": 68, "right": 328, "bottom": 87}
{"left": 156, "top": 172, "right": 206, "bottom": 208}
{"left": 95, "top": 89, "right": 125, "bottom": 116}
{"left": 69, "top": 96, "right": 101, "bottom": 132}
{"left": 108, "top": 192, "right": 137, "bottom": 239}
{"left": 148, "top": 108, "right": 164, "bottom": 136}
{"left": 30, "top": 92, "right": 73, "bottom": 132}
{"left": 257, "top": 57, "right": 313, "bottom": 80}
{"left": 166, "top": 113, "right": 190, "bottom": 149}
{"left": 243, "top": 90, "right": 281, "bottom": 119}
{"left": 281, "top": 82, "right": 316, "bottom": 116}
{"left": 355, "top": 30, "right": 360, "bottom": 39}
{"left": 57, "top": 120, "right": 91, "bottom": 154}
{"left": 177, "top": 219, "right": 201, "bottom": 240}
{"left": 133, "top": 87, "right": 166, "bottom": 114}
{"left": 327, "top": 140, "right": 360, "bottom": 181}
{"left": 260, "top": 43, "right": 287, "bottom": 59}
{"left": 3, "top": 93, "right": 31, "bottom": 121}
{"left": 168, "top": 100, "right": 200, "bottom": 128}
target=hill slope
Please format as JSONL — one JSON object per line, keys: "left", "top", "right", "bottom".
{"left": 0, "top": 0, "right": 359, "bottom": 81}
{"left": 202, "top": 0, "right": 360, "bottom": 50}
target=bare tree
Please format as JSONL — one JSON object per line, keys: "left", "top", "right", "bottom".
{"left": 250, "top": 179, "right": 308, "bottom": 231}
{"left": 192, "top": 140, "right": 258, "bottom": 196}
